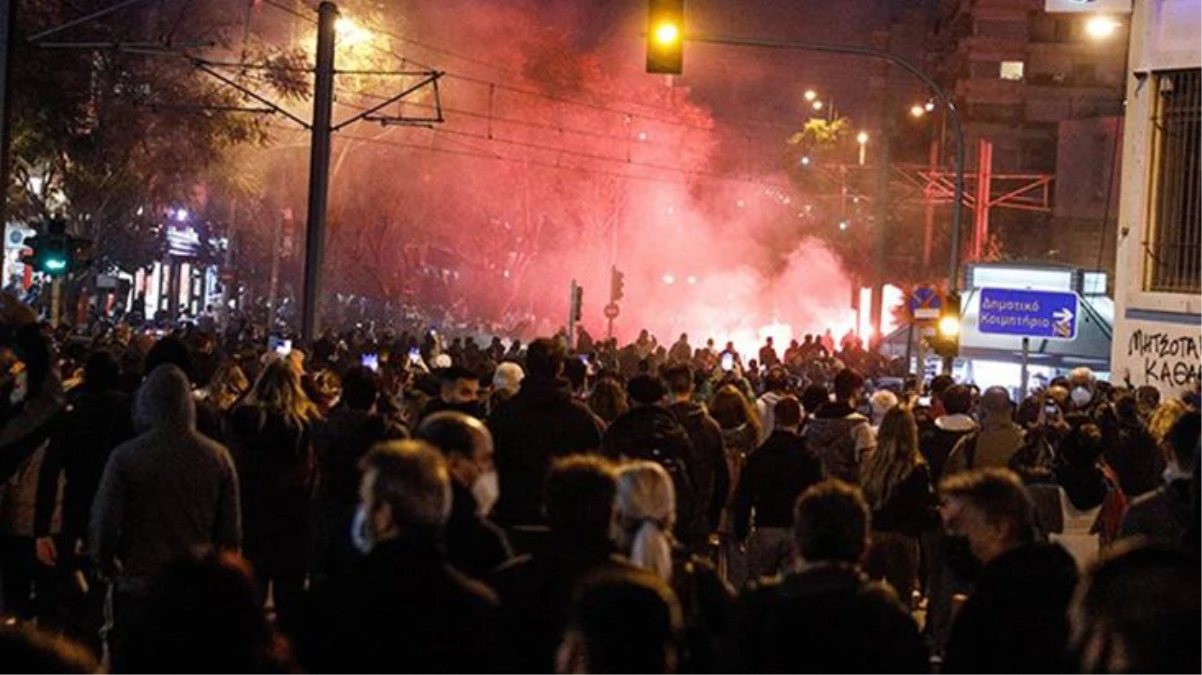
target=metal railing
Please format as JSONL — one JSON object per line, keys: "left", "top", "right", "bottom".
{"left": 1144, "top": 69, "right": 1201, "bottom": 294}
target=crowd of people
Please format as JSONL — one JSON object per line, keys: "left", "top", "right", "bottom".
{"left": 0, "top": 294, "right": 1198, "bottom": 674}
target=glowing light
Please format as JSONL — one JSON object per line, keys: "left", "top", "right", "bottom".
{"left": 44, "top": 258, "right": 67, "bottom": 271}
{"left": 653, "top": 22, "right": 680, "bottom": 45}
{"left": 939, "top": 315, "right": 961, "bottom": 337}
{"left": 924, "top": 101, "right": 936, "bottom": 112}
{"left": 686, "top": 275, "right": 697, "bottom": 285}
{"left": 637, "top": 131, "right": 648, "bottom": 141}
{"left": 856, "top": 131, "right": 869, "bottom": 144}
{"left": 803, "top": 89, "right": 817, "bottom": 102}
{"left": 736, "top": 200, "right": 745, "bottom": 208}
{"left": 812, "top": 100, "right": 824, "bottom": 111}
{"left": 800, "top": 156, "right": 811, "bottom": 167}
{"left": 910, "top": 104, "right": 926, "bottom": 118}
{"left": 838, "top": 220, "right": 849, "bottom": 231}
{"left": 1085, "top": 15, "right": 1120, "bottom": 39}
{"left": 336, "top": 17, "right": 372, "bottom": 47}
{"left": 175, "top": 209, "right": 188, "bottom": 222}
{"left": 662, "top": 274, "right": 675, "bottom": 285}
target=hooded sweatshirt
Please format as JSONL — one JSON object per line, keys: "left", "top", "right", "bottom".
{"left": 802, "top": 401, "right": 876, "bottom": 483}
{"left": 90, "top": 365, "right": 241, "bottom": 593}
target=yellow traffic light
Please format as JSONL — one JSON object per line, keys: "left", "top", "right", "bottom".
{"left": 646, "top": 0, "right": 684, "bottom": 74}
{"left": 938, "top": 315, "right": 960, "bottom": 337}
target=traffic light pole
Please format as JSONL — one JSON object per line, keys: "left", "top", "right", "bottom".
{"left": 686, "top": 34, "right": 966, "bottom": 295}
{"left": 49, "top": 277, "right": 61, "bottom": 328}
{"left": 300, "top": 1, "right": 337, "bottom": 343}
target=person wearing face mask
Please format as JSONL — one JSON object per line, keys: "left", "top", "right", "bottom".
{"left": 1068, "top": 366, "right": 1102, "bottom": 416}
{"left": 1119, "top": 410, "right": 1199, "bottom": 546}
{"left": 417, "top": 411, "right": 512, "bottom": 580}
{"left": 939, "top": 469, "right": 1079, "bottom": 674}
{"left": 303, "top": 440, "right": 500, "bottom": 674}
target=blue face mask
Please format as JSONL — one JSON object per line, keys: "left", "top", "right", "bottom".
{"left": 350, "top": 504, "right": 374, "bottom": 555}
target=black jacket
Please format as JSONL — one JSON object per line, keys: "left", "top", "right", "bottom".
{"left": 734, "top": 430, "right": 823, "bottom": 541}
{"left": 603, "top": 404, "right": 703, "bottom": 545}
{"left": 229, "top": 405, "right": 314, "bottom": 567}
{"left": 490, "top": 536, "right": 640, "bottom": 674}
{"left": 445, "top": 481, "right": 513, "bottom": 579}
{"left": 669, "top": 401, "right": 731, "bottom": 532}
{"left": 871, "top": 463, "right": 939, "bottom": 537}
{"left": 731, "top": 563, "right": 928, "bottom": 673}
{"left": 37, "top": 386, "right": 134, "bottom": 540}
{"left": 488, "top": 376, "right": 603, "bottom": 526}
{"left": 304, "top": 535, "right": 500, "bottom": 674}
{"left": 1119, "top": 479, "right": 1193, "bottom": 545}
{"left": 314, "top": 406, "right": 407, "bottom": 509}
{"left": 1103, "top": 420, "right": 1164, "bottom": 498}
{"left": 943, "top": 542, "right": 1078, "bottom": 674}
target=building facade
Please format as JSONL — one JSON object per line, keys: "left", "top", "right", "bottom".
{"left": 928, "top": 0, "right": 1128, "bottom": 269}
{"left": 1110, "top": 0, "right": 1201, "bottom": 395}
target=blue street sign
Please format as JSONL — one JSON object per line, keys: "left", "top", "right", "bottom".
{"left": 977, "top": 287, "right": 1079, "bottom": 340}
{"left": 908, "top": 285, "right": 944, "bottom": 321}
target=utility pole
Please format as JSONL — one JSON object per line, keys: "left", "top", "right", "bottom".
{"left": 869, "top": 28, "right": 895, "bottom": 349}
{"left": 301, "top": 1, "right": 337, "bottom": 343}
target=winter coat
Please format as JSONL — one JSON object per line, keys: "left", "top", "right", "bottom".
{"left": 734, "top": 430, "right": 823, "bottom": 541}
{"left": 603, "top": 404, "right": 704, "bottom": 546}
{"left": 445, "top": 481, "right": 512, "bottom": 580}
{"left": 870, "top": 463, "right": 940, "bottom": 537}
{"left": 488, "top": 376, "right": 603, "bottom": 526}
{"left": 919, "top": 413, "right": 977, "bottom": 484}
{"left": 802, "top": 402, "right": 876, "bottom": 483}
{"left": 669, "top": 401, "right": 731, "bottom": 532}
{"left": 943, "top": 542, "right": 1079, "bottom": 674}
{"left": 945, "top": 415, "right": 1024, "bottom": 475}
{"left": 305, "top": 535, "right": 500, "bottom": 674}
{"left": 1119, "top": 478, "right": 1193, "bottom": 545}
{"left": 89, "top": 365, "right": 241, "bottom": 593}
{"left": 732, "top": 563, "right": 928, "bottom": 673}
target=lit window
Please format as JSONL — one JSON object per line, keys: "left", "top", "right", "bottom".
{"left": 999, "top": 61, "right": 1025, "bottom": 81}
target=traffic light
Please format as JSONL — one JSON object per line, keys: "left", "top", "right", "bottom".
{"left": 20, "top": 218, "right": 92, "bottom": 278}
{"left": 930, "top": 290, "right": 961, "bottom": 360}
{"left": 610, "top": 266, "right": 625, "bottom": 302}
{"left": 572, "top": 284, "right": 584, "bottom": 323}
{"left": 646, "top": 0, "right": 684, "bottom": 74}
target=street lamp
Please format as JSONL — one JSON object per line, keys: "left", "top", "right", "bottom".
{"left": 812, "top": 100, "right": 824, "bottom": 112}
{"left": 1085, "top": 15, "right": 1121, "bottom": 39}
{"left": 910, "top": 103, "right": 926, "bottom": 118}
{"left": 856, "top": 131, "right": 868, "bottom": 166}
{"left": 804, "top": 89, "right": 817, "bottom": 102}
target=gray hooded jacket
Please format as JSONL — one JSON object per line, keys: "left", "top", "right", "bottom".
{"left": 89, "top": 364, "right": 240, "bottom": 592}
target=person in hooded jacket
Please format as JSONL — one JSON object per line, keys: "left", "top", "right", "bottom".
{"left": 89, "top": 364, "right": 241, "bottom": 670}
{"left": 602, "top": 374, "right": 704, "bottom": 548}
{"left": 803, "top": 368, "right": 876, "bottom": 483}
{"left": 663, "top": 363, "right": 730, "bottom": 537}
{"left": 487, "top": 338, "right": 603, "bottom": 533}
{"left": 754, "top": 367, "right": 790, "bottom": 444}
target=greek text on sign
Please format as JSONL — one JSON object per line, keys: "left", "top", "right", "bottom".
{"left": 977, "top": 287, "right": 1079, "bottom": 340}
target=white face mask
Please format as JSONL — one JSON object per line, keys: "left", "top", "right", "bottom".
{"left": 471, "top": 470, "right": 500, "bottom": 518}
{"left": 350, "top": 504, "right": 375, "bottom": 555}
{"left": 9, "top": 370, "right": 27, "bottom": 406}
{"left": 1070, "top": 387, "right": 1093, "bottom": 408}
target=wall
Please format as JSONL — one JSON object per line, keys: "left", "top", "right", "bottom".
{"left": 1110, "top": 0, "right": 1202, "bottom": 397}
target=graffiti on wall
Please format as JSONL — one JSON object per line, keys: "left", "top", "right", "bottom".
{"left": 1126, "top": 329, "right": 1201, "bottom": 388}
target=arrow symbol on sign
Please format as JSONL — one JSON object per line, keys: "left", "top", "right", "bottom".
{"left": 1053, "top": 308, "right": 1073, "bottom": 324}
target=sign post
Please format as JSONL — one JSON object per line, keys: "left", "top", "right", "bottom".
{"left": 977, "top": 287, "right": 1080, "bottom": 396}
{"left": 977, "top": 287, "right": 1080, "bottom": 341}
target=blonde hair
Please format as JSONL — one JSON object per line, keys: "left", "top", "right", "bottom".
{"left": 616, "top": 462, "right": 676, "bottom": 581}
{"left": 1149, "top": 398, "right": 1189, "bottom": 444}
{"left": 859, "top": 405, "right": 923, "bottom": 512}
{"left": 207, "top": 362, "right": 248, "bottom": 411}
{"left": 244, "top": 360, "right": 319, "bottom": 423}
